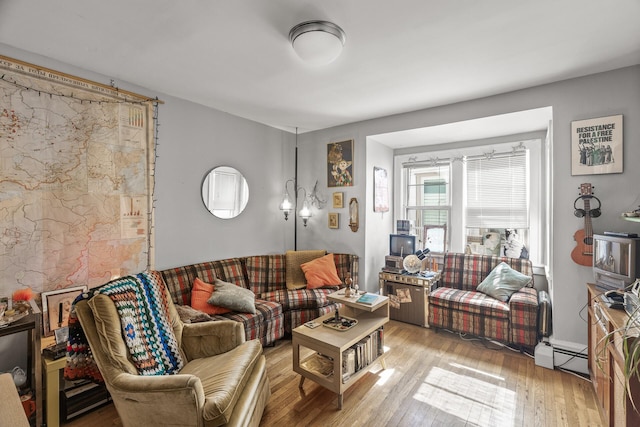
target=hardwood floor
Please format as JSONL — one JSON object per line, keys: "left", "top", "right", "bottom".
{"left": 63, "top": 320, "right": 604, "bottom": 427}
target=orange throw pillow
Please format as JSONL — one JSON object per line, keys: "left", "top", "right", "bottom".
{"left": 190, "top": 277, "right": 231, "bottom": 315}
{"left": 300, "top": 253, "right": 342, "bottom": 289}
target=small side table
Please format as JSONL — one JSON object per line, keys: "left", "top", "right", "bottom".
{"left": 379, "top": 271, "right": 440, "bottom": 327}
{"left": 42, "top": 336, "right": 66, "bottom": 427}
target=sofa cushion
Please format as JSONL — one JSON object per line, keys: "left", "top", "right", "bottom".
{"left": 285, "top": 304, "right": 341, "bottom": 333}
{"left": 441, "top": 253, "right": 534, "bottom": 292}
{"left": 300, "top": 253, "right": 342, "bottom": 288}
{"left": 207, "top": 279, "right": 256, "bottom": 314}
{"left": 214, "top": 299, "right": 284, "bottom": 346}
{"left": 476, "top": 262, "right": 532, "bottom": 302}
{"left": 429, "top": 287, "right": 510, "bottom": 319}
{"left": 191, "top": 278, "right": 231, "bottom": 315}
{"left": 244, "top": 255, "right": 286, "bottom": 294}
{"left": 159, "top": 262, "right": 218, "bottom": 306}
{"left": 258, "top": 288, "right": 338, "bottom": 311}
{"left": 180, "top": 339, "right": 262, "bottom": 426}
{"left": 285, "top": 250, "right": 326, "bottom": 289}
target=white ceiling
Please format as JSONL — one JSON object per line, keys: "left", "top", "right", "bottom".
{"left": 1, "top": 0, "right": 639, "bottom": 141}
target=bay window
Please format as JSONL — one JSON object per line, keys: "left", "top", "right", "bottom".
{"left": 398, "top": 138, "right": 542, "bottom": 265}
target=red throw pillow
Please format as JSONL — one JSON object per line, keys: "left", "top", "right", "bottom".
{"left": 190, "top": 277, "right": 231, "bottom": 315}
{"left": 300, "top": 253, "right": 342, "bottom": 289}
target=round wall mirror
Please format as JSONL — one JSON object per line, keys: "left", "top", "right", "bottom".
{"left": 201, "top": 166, "right": 249, "bottom": 219}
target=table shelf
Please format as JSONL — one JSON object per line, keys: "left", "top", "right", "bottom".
{"left": 292, "top": 291, "right": 389, "bottom": 409}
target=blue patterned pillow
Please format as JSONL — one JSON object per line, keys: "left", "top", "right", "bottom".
{"left": 477, "top": 262, "right": 532, "bottom": 302}
{"left": 207, "top": 279, "right": 256, "bottom": 314}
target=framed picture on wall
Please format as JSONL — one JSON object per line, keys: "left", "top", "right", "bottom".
{"left": 373, "top": 166, "right": 389, "bottom": 212}
{"left": 332, "top": 192, "right": 344, "bottom": 208}
{"left": 42, "top": 286, "right": 86, "bottom": 336}
{"left": 327, "top": 139, "right": 354, "bottom": 187}
{"left": 328, "top": 212, "right": 339, "bottom": 229}
{"left": 571, "top": 115, "right": 623, "bottom": 175}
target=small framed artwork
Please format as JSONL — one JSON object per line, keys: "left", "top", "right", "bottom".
{"left": 332, "top": 192, "right": 344, "bottom": 208}
{"left": 571, "top": 114, "right": 623, "bottom": 176}
{"left": 373, "top": 166, "right": 389, "bottom": 212}
{"left": 42, "top": 286, "right": 86, "bottom": 336}
{"left": 327, "top": 139, "right": 354, "bottom": 187}
{"left": 54, "top": 326, "right": 69, "bottom": 345}
{"left": 328, "top": 212, "right": 339, "bottom": 229}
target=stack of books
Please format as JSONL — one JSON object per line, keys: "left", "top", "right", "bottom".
{"left": 341, "top": 327, "right": 384, "bottom": 383}
{"left": 356, "top": 293, "right": 378, "bottom": 305}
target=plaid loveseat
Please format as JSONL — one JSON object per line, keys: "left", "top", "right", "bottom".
{"left": 158, "top": 253, "right": 357, "bottom": 346}
{"left": 428, "top": 253, "right": 539, "bottom": 350}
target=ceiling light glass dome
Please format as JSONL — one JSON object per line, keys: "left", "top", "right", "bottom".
{"left": 289, "top": 20, "right": 346, "bottom": 66}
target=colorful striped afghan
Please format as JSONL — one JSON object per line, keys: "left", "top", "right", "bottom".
{"left": 65, "top": 271, "right": 183, "bottom": 381}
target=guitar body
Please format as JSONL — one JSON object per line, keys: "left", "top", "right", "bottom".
{"left": 571, "top": 229, "right": 593, "bottom": 266}
{"left": 571, "top": 183, "right": 598, "bottom": 266}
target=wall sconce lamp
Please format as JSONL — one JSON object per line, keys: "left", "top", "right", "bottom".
{"left": 279, "top": 179, "right": 312, "bottom": 226}
{"left": 279, "top": 184, "right": 293, "bottom": 221}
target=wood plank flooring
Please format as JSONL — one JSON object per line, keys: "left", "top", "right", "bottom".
{"left": 63, "top": 320, "right": 604, "bottom": 427}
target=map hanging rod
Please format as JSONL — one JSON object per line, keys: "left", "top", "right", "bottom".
{"left": 0, "top": 54, "right": 163, "bottom": 105}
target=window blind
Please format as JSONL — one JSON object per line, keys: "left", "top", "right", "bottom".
{"left": 465, "top": 152, "right": 529, "bottom": 228}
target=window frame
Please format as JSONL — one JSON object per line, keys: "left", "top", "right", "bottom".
{"left": 395, "top": 137, "right": 544, "bottom": 265}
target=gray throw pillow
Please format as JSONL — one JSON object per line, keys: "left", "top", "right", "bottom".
{"left": 476, "top": 262, "right": 532, "bottom": 302}
{"left": 207, "top": 279, "right": 256, "bottom": 314}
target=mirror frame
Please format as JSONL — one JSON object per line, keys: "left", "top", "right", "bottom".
{"left": 201, "top": 166, "right": 249, "bottom": 219}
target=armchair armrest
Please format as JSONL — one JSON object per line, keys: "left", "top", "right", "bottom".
{"left": 181, "top": 320, "right": 245, "bottom": 360}
{"left": 111, "top": 371, "right": 204, "bottom": 396}
{"left": 109, "top": 373, "right": 205, "bottom": 424}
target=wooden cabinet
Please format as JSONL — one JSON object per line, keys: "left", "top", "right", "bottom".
{"left": 379, "top": 271, "right": 440, "bottom": 327}
{"left": 0, "top": 300, "right": 42, "bottom": 427}
{"left": 587, "top": 283, "right": 640, "bottom": 426}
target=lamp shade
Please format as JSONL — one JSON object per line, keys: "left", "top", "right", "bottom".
{"left": 289, "top": 21, "right": 346, "bottom": 66}
{"left": 280, "top": 194, "right": 293, "bottom": 211}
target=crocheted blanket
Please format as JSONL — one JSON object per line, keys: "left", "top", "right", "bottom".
{"left": 64, "top": 271, "right": 184, "bottom": 382}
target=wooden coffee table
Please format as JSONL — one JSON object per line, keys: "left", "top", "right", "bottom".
{"left": 292, "top": 290, "right": 389, "bottom": 409}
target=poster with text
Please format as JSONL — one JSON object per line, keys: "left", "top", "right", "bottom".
{"left": 571, "top": 115, "right": 623, "bottom": 175}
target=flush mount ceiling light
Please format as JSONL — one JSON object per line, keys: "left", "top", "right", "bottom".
{"left": 289, "top": 20, "right": 346, "bottom": 66}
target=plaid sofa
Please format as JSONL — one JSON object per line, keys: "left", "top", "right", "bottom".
{"left": 157, "top": 253, "right": 357, "bottom": 346}
{"left": 428, "top": 253, "right": 539, "bottom": 350}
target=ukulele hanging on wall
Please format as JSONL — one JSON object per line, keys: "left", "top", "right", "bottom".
{"left": 571, "top": 183, "right": 602, "bottom": 266}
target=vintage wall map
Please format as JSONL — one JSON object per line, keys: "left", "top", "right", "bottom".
{"left": 0, "top": 56, "right": 155, "bottom": 296}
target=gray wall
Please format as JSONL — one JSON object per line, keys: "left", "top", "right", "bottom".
{"left": 297, "top": 65, "right": 640, "bottom": 349}
{"left": 365, "top": 139, "right": 394, "bottom": 291}
{"left": 153, "top": 95, "right": 295, "bottom": 269}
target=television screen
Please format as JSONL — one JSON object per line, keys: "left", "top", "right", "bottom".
{"left": 593, "top": 234, "right": 640, "bottom": 290}
{"left": 390, "top": 234, "right": 415, "bottom": 257}
{"left": 594, "top": 237, "right": 630, "bottom": 276}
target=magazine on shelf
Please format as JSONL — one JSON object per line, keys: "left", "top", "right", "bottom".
{"left": 356, "top": 293, "right": 378, "bottom": 305}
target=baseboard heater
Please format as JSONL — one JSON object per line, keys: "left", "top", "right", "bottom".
{"left": 553, "top": 346, "right": 588, "bottom": 375}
